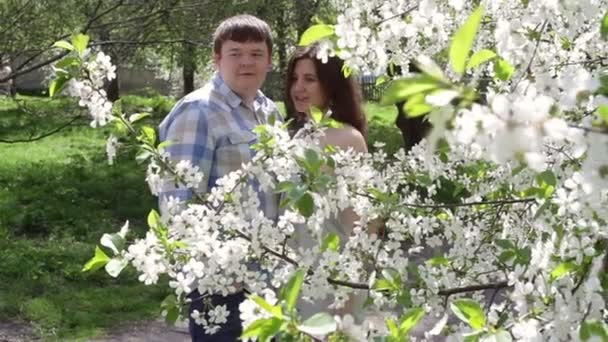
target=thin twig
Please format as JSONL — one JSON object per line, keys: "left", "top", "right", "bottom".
{"left": 0, "top": 115, "right": 83, "bottom": 143}
{"left": 512, "top": 20, "right": 548, "bottom": 91}
{"left": 438, "top": 280, "right": 510, "bottom": 297}
{"left": 568, "top": 124, "right": 608, "bottom": 135}
{"left": 356, "top": 191, "right": 536, "bottom": 209}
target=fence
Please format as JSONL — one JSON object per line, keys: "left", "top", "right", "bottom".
{"left": 357, "top": 74, "right": 385, "bottom": 102}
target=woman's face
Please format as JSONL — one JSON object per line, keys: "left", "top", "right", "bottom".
{"left": 290, "top": 58, "right": 328, "bottom": 113}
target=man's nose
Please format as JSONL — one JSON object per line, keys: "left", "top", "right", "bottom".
{"left": 241, "top": 55, "right": 254, "bottom": 66}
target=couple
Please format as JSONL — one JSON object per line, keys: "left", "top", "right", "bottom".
{"left": 158, "top": 14, "right": 368, "bottom": 342}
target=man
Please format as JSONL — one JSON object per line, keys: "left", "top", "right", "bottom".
{"left": 158, "top": 14, "right": 280, "bottom": 341}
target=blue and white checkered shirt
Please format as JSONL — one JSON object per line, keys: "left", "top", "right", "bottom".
{"left": 158, "top": 73, "right": 280, "bottom": 220}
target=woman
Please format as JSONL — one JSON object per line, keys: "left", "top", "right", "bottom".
{"left": 284, "top": 42, "right": 371, "bottom": 320}
{"left": 284, "top": 43, "right": 368, "bottom": 154}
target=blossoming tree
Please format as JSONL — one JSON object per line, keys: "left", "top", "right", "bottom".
{"left": 49, "top": 1, "right": 608, "bottom": 341}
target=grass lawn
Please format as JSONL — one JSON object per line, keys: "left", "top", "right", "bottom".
{"left": 0, "top": 94, "right": 402, "bottom": 340}
{"left": 0, "top": 95, "right": 171, "bottom": 340}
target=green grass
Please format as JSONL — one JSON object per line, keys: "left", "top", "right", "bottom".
{"left": 0, "top": 95, "right": 168, "bottom": 340}
{"left": 0, "top": 94, "right": 404, "bottom": 340}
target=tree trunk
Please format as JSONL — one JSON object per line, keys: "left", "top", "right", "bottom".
{"left": 98, "top": 29, "right": 120, "bottom": 101}
{"left": 106, "top": 71, "right": 120, "bottom": 102}
{"left": 295, "top": 0, "right": 318, "bottom": 40}
{"left": 276, "top": 8, "right": 288, "bottom": 99}
{"left": 395, "top": 101, "right": 431, "bottom": 152}
{"left": 182, "top": 42, "right": 196, "bottom": 96}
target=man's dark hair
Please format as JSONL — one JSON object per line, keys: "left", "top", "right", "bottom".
{"left": 213, "top": 14, "right": 273, "bottom": 55}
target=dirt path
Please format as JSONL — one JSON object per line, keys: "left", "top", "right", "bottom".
{"left": 0, "top": 319, "right": 190, "bottom": 342}
{"left": 0, "top": 321, "right": 35, "bottom": 342}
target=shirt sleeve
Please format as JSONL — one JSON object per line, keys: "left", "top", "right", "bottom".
{"left": 158, "top": 100, "right": 215, "bottom": 209}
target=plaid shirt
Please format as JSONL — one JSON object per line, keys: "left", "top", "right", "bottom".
{"left": 158, "top": 73, "right": 280, "bottom": 220}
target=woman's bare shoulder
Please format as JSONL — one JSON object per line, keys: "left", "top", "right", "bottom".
{"left": 322, "top": 125, "right": 368, "bottom": 153}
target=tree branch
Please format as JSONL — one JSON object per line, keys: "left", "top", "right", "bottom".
{"left": 569, "top": 124, "right": 608, "bottom": 134}
{"left": 0, "top": 115, "right": 84, "bottom": 144}
{"left": 513, "top": 20, "right": 548, "bottom": 91}
{"left": 438, "top": 280, "right": 510, "bottom": 297}
{"left": 90, "top": 38, "right": 209, "bottom": 47}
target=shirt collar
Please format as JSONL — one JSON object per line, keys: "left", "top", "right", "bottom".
{"left": 212, "top": 72, "right": 266, "bottom": 110}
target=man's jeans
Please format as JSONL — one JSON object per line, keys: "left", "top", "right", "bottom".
{"left": 188, "top": 291, "right": 245, "bottom": 342}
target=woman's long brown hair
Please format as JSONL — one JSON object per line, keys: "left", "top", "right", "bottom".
{"left": 284, "top": 43, "right": 367, "bottom": 137}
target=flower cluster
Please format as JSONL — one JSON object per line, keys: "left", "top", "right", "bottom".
{"left": 53, "top": 1, "right": 608, "bottom": 340}
{"left": 66, "top": 51, "right": 116, "bottom": 127}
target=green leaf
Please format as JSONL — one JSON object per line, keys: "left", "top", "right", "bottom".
{"left": 494, "top": 58, "right": 514, "bottom": 81}
{"left": 485, "top": 330, "right": 513, "bottom": 342}
{"left": 161, "top": 294, "right": 180, "bottom": 325}
{"left": 450, "top": 299, "right": 486, "bottom": 330}
{"left": 376, "top": 75, "right": 390, "bottom": 86}
{"left": 381, "top": 268, "right": 402, "bottom": 290}
{"left": 580, "top": 320, "right": 608, "bottom": 341}
{"left": 71, "top": 33, "right": 89, "bottom": 55}
{"left": 407, "top": 103, "right": 433, "bottom": 117}
{"left": 415, "top": 56, "right": 447, "bottom": 82}
{"left": 100, "top": 232, "right": 125, "bottom": 255}
{"left": 105, "top": 257, "right": 128, "bottom": 277}
{"left": 135, "top": 150, "right": 153, "bottom": 164}
{"left": 533, "top": 200, "right": 551, "bottom": 220}
{"left": 386, "top": 318, "right": 399, "bottom": 338}
{"left": 296, "top": 192, "right": 314, "bottom": 218}
{"left": 49, "top": 74, "right": 70, "bottom": 97}
{"left": 342, "top": 64, "right": 353, "bottom": 78}
{"left": 428, "top": 255, "right": 450, "bottom": 267}
{"left": 140, "top": 126, "right": 157, "bottom": 145}
{"left": 495, "top": 239, "right": 515, "bottom": 250}
{"left": 129, "top": 112, "right": 151, "bottom": 123}
{"left": 515, "top": 247, "right": 532, "bottom": 266}
{"left": 399, "top": 307, "right": 424, "bottom": 335}
{"left": 82, "top": 246, "right": 110, "bottom": 272}
{"left": 53, "top": 40, "right": 74, "bottom": 51}
{"left": 463, "top": 330, "right": 484, "bottom": 342}
{"left": 536, "top": 170, "right": 557, "bottom": 187}
{"left": 311, "top": 106, "right": 324, "bottom": 123}
{"left": 147, "top": 209, "right": 161, "bottom": 229}
{"left": 449, "top": 6, "right": 485, "bottom": 74}
{"left": 281, "top": 269, "right": 305, "bottom": 312}
{"left": 304, "top": 148, "right": 322, "bottom": 173}
{"left": 550, "top": 261, "right": 577, "bottom": 281}
{"left": 250, "top": 294, "right": 283, "bottom": 319}
{"left": 601, "top": 11, "right": 608, "bottom": 41}
{"left": 275, "top": 181, "right": 295, "bottom": 194}
{"left": 467, "top": 49, "right": 497, "bottom": 69}
{"left": 299, "top": 24, "right": 335, "bottom": 46}
{"left": 381, "top": 76, "right": 441, "bottom": 105}
{"left": 396, "top": 290, "right": 413, "bottom": 308}
{"left": 242, "top": 317, "right": 283, "bottom": 342}
{"left": 321, "top": 232, "right": 340, "bottom": 252}
{"left": 498, "top": 250, "right": 516, "bottom": 263}
{"left": 55, "top": 56, "right": 80, "bottom": 69}
{"left": 298, "top": 312, "right": 337, "bottom": 336}
{"left": 373, "top": 279, "right": 394, "bottom": 291}
{"left": 157, "top": 140, "right": 173, "bottom": 149}
{"left": 595, "top": 105, "right": 608, "bottom": 124}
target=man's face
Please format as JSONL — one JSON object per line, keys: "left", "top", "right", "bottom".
{"left": 214, "top": 40, "right": 271, "bottom": 101}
